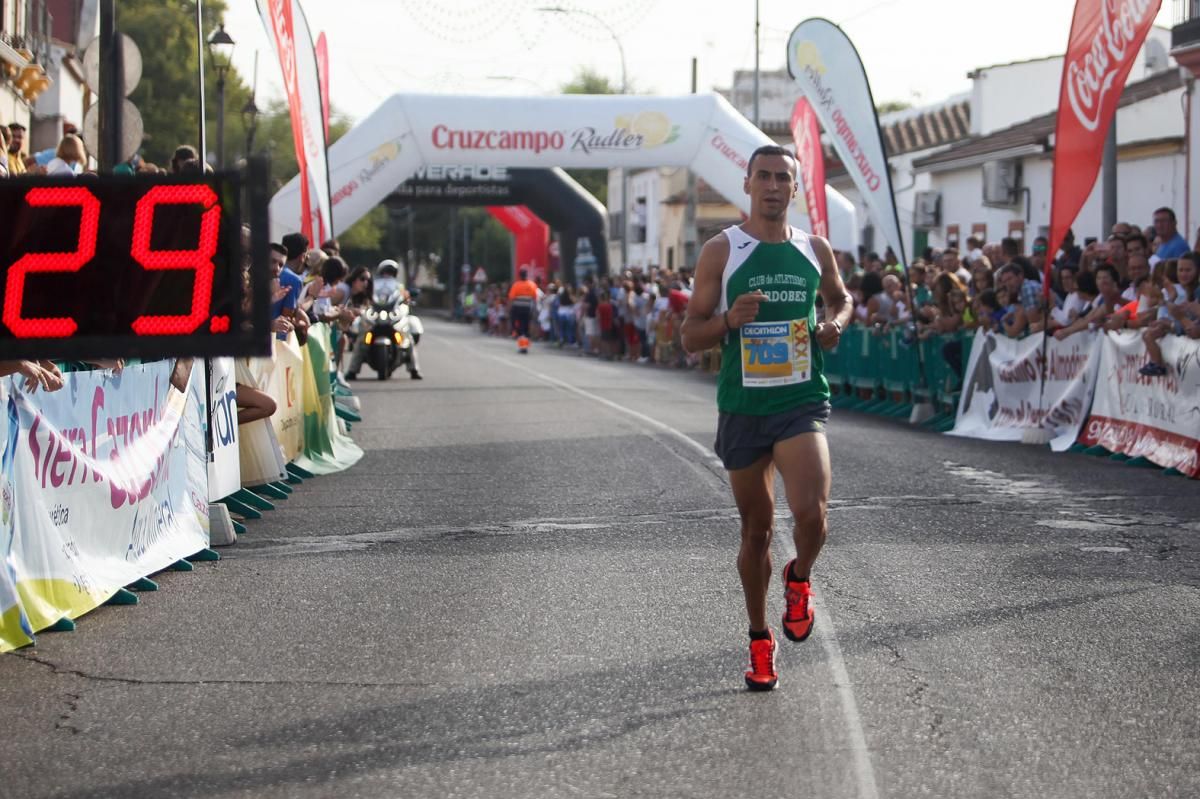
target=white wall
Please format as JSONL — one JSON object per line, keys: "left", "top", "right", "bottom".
{"left": 36, "top": 44, "right": 87, "bottom": 128}
{"left": 628, "top": 168, "right": 661, "bottom": 268}
{"left": 970, "top": 28, "right": 1173, "bottom": 136}
{"left": 1188, "top": 79, "right": 1200, "bottom": 242}
{"left": 931, "top": 147, "right": 1185, "bottom": 248}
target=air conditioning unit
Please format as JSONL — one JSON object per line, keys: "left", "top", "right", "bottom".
{"left": 914, "top": 191, "right": 941, "bottom": 228}
{"left": 982, "top": 159, "right": 1021, "bottom": 206}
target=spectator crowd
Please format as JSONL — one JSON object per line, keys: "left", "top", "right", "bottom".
{"left": 456, "top": 207, "right": 1200, "bottom": 383}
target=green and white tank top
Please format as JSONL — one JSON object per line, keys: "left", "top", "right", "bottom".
{"left": 717, "top": 225, "right": 829, "bottom": 415}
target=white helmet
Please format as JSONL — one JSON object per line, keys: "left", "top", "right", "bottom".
{"left": 377, "top": 259, "right": 400, "bottom": 277}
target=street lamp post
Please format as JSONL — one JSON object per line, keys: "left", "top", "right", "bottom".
{"left": 207, "top": 23, "right": 235, "bottom": 169}
{"left": 242, "top": 96, "right": 258, "bottom": 158}
{"left": 538, "top": 5, "right": 628, "bottom": 276}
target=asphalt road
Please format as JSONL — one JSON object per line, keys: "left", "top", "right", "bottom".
{"left": 1, "top": 317, "right": 1198, "bottom": 799}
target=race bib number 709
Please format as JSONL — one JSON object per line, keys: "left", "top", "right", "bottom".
{"left": 740, "top": 320, "right": 811, "bottom": 387}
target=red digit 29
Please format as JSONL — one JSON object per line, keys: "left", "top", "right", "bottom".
{"left": 130, "top": 184, "right": 222, "bottom": 335}
{"left": 2, "top": 186, "right": 101, "bottom": 338}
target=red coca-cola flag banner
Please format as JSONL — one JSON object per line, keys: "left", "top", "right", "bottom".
{"left": 316, "top": 32, "right": 330, "bottom": 141}
{"left": 790, "top": 97, "right": 828, "bottom": 239}
{"left": 1047, "top": 0, "right": 1161, "bottom": 294}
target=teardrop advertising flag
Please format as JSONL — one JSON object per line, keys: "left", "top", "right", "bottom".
{"left": 316, "top": 32, "right": 330, "bottom": 141}
{"left": 1047, "top": 0, "right": 1161, "bottom": 294}
{"left": 787, "top": 18, "right": 904, "bottom": 266}
{"left": 257, "top": 0, "right": 333, "bottom": 243}
{"left": 790, "top": 97, "right": 828, "bottom": 240}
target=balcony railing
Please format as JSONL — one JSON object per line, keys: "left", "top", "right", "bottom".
{"left": 1173, "top": 0, "right": 1200, "bottom": 50}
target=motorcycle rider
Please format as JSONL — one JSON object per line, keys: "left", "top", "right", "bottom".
{"left": 345, "top": 259, "right": 424, "bottom": 380}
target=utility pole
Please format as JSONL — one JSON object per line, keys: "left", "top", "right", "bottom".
{"left": 753, "top": 0, "right": 760, "bottom": 128}
{"left": 1101, "top": 122, "right": 1117, "bottom": 236}
{"left": 684, "top": 57, "right": 698, "bottom": 268}
{"left": 98, "top": 0, "right": 123, "bottom": 172}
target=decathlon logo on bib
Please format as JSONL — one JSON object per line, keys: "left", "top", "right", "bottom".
{"left": 741, "top": 320, "right": 812, "bottom": 387}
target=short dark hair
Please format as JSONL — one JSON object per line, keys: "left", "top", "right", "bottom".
{"left": 1154, "top": 207, "right": 1176, "bottom": 222}
{"left": 1125, "top": 233, "right": 1148, "bottom": 250}
{"left": 281, "top": 232, "right": 309, "bottom": 260}
{"left": 518, "top": 268, "right": 528, "bottom": 280}
{"left": 1095, "top": 263, "right": 1120, "bottom": 284}
{"left": 321, "top": 256, "right": 349, "bottom": 284}
{"left": 978, "top": 289, "right": 999, "bottom": 311}
{"left": 746, "top": 144, "right": 796, "bottom": 177}
{"left": 1001, "top": 237, "right": 1020, "bottom": 256}
{"left": 171, "top": 145, "right": 198, "bottom": 171}
{"left": 1076, "top": 271, "right": 1097, "bottom": 296}
{"left": 7, "top": 122, "right": 25, "bottom": 131}
{"left": 1000, "top": 263, "right": 1023, "bottom": 279}
{"left": 320, "top": 238, "right": 340, "bottom": 255}
{"left": 269, "top": 242, "right": 288, "bottom": 257}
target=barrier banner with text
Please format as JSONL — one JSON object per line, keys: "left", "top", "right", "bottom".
{"left": 1078, "top": 331, "right": 1200, "bottom": 477}
{"left": 950, "top": 330, "right": 1101, "bottom": 452}
{"left": 207, "top": 357, "right": 242, "bottom": 500}
{"left": 295, "top": 324, "right": 363, "bottom": 475}
{"left": 0, "top": 362, "right": 208, "bottom": 650}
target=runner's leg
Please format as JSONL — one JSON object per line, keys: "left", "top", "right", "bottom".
{"left": 773, "top": 432, "right": 832, "bottom": 580}
{"left": 729, "top": 454, "right": 776, "bottom": 631}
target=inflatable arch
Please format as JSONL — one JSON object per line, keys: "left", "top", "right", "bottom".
{"left": 384, "top": 165, "right": 610, "bottom": 281}
{"left": 269, "top": 92, "right": 860, "bottom": 262}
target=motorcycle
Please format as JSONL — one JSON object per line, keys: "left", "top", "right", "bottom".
{"left": 357, "top": 278, "right": 422, "bottom": 380}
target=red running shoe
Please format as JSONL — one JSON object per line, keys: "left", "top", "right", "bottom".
{"left": 781, "top": 559, "right": 815, "bottom": 642}
{"left": 744, "top": 631, "right": 778, "bottom": 691}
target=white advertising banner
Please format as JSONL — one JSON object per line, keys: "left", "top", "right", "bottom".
{"left": 787, "top": 18, "right": 906, "bottom": 264}
{"left": 206, "top": 357, "right": 241, "bottom": 500}
{"left": 950, "top": 330, "right": 1102, "bottom": 452}
{"left": 1078, "top": 332, "right": 1200, "bottom": 477}
{"left": 257, "top": 0, "right": 333, "bottom": 243}
{"left": 2, "top": 362, "right": 208, "bottom": 643}
{"left": 268, "top": 92, "right": 861, "bottom": 253}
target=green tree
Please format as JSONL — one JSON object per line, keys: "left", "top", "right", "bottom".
{"left": 559, "top": 67, "right": 616, "bottom": 206}
{"left": 122, "top": 0, "right": 254, "bottom": 168}
{"left": 876, "top": 100, "right": 912, "bottom": 115}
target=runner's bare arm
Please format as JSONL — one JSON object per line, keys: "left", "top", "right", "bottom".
{"left": 681, "top": 234, "right": 767, "bottom": 353}
{"left": 810, "top": 236, "right": 853, "bottom": 350}
{"left": 680, "top": 235, "right": 730, "bottom": 354}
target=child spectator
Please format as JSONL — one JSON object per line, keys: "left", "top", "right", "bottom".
{"left": 1141, "top": 252, "right": 1200, "bottom": 376}
{"left": 596, "top": 289, "right": 617, "bottom": 360}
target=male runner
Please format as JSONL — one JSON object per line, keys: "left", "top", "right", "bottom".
{"left": 507, "top": 269, "right": 541, "bottom": 353}
{"left": 681, "top": 145, "right": 852, "bottom": 691}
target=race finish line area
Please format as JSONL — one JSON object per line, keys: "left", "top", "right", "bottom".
{"left": 1, "top": 0, "right": 1199, "bottom": 796}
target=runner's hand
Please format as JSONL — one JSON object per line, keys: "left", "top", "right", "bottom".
{"left": 726, "top": 291, "right": 766, "bottom": 329}
{"left": 816, "top": 321, "right": 842, "bottom": 350}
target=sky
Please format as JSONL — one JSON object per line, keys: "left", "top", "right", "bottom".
{"left": 223, "top": 0, "right": 1179, "bottom": 126}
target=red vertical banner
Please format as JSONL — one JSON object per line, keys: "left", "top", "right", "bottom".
{"left": 1047, "top": 0, "right": 1161, "bottom": 294}
{"left": 790, "top": 97, "right": 828, "bottom": 239}
{"left": 316, "top": 32, "right": 330, "bottom": 141}
{"left": 262, "top": 0, "right": 314, "bottom": 243}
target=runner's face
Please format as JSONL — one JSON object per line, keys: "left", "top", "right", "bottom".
{"left": 745, "top": 154, "right": 796, "bottom": 220}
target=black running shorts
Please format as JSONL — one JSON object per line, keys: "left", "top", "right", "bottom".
{"left": 713, "top": 400, "right": 831, "bottom": 471}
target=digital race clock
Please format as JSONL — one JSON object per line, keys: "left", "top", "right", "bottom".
{"left": 0, "top": 167, "right": 271, "bottom": 360}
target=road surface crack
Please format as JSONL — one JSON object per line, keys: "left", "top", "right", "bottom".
{"left": 14, "top": 653, "right": 430, "bottom": 689}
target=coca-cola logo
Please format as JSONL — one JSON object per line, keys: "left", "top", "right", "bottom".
{"left": 1065, "top": 0, "right": 1156, "bottom": 132}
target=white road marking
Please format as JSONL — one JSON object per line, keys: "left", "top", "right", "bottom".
{"left": 447, "top": 333, "right": 880, "bottom": 798}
